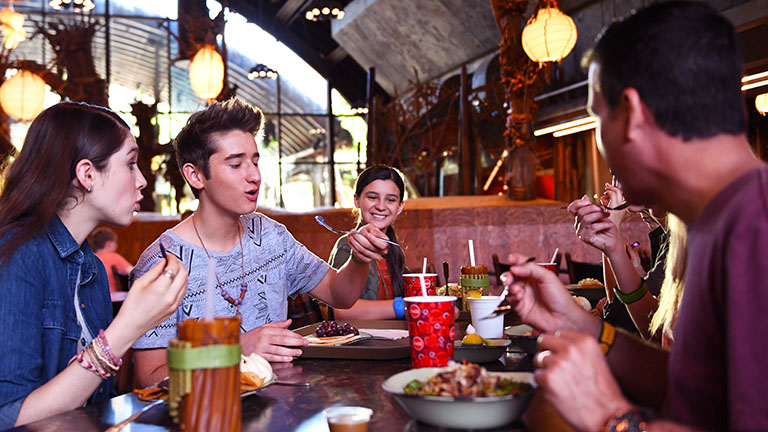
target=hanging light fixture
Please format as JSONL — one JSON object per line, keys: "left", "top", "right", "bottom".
{"left": 0, "top": 6, "right": 26, "bottom": 50}
{"left": 188, "top": 45, "right": 224, "bottom": 101}
{"left": 757, "top": 93, "right": 768, "bottom": 116}
{"left": 0, "top": 70, "right": 47, "bottom": 121}
{"left": 49, "top": 0, "right": 96, "bottom": 12}
{"left": 521, "top": 0, "right": 577, "bottom": 63}
{"left": 305, "top": 1, "right": 345, "bottom": 21}
{"left": 248, "top": 64, "right": 278, "bottom": 80}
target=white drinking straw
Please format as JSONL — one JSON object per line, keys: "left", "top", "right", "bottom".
{"left": 204, "top": 258, "right": 216, "bottom": 321}
{"left": 422, "top": 257, "right": 427, "bottom": 274}
{"left": 468, "top": 239, "right": 476, "bottom": 266}
{"left": 418, "top": 274, "right": 429, "bottom": 297}
{"left": 550, "top": 247, "right": 560, "bottom": 264}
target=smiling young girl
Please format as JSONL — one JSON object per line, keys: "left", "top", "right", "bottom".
{"left": 0, "top": 102, "right": 188, "bottom": 428}
{"left": 328, "top": 165, "right": 408, "bottom": 320}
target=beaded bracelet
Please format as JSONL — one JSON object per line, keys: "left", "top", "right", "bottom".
{"left": 97, "top": 330, "right": 123, "bottom": 367}
{"left": 89, "top": 343, "right": 118, "bottom": 376}
{"left": 599, "top": 321, "right": 616, "bottom": 355}
{"left": 86, "top": 346, "right": 115, "bottom": 379}
{"left": 75, "top": 349, "right": 112, "bottom": 380}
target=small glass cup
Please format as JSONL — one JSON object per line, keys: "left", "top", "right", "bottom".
{"left": 323, "top": 406, "right": 373, "bottom": 432}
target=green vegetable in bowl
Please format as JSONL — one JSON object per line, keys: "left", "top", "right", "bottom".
{"left": 403, "top": 379, "right": 424, "bottom": 395}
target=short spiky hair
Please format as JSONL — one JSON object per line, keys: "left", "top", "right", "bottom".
{"left": 173, "top": 98, "right": 264, "bottom": 197}
{"left": 585, "top": 1, "right": 746, "bottom": 140}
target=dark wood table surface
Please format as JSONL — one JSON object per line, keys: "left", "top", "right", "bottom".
{"left": 11, "top": 339, "right": 573, "bottom": 431}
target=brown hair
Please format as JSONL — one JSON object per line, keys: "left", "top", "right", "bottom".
{"left": 91, "top": 226, "right": 118, "bottom": 251}
{"left": 173, "top": 97, "right": 264, "bottom": 197}
{"left": 353, "top": 165, "right": 407, "bottom": 298}
{"left": 0, "top": 102, "right": 130, "bottom": 264}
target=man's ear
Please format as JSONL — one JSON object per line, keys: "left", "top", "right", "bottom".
{"left": 74, "top": 159, "right": 95, "bottom": 191}
{"left": 183, "top": 163, "right": 206, "bottom": 191}
{"left": 622, "top": 88, "right": 652, "bottom": 144}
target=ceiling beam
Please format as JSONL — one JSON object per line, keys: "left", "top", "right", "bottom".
{"left": 286, "top": 0, "right": 316, "bottom": 26}
{"left": 275, "top": 0, "right": 309, "bottom": 23}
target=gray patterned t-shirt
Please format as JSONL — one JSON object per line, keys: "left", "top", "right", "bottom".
{"left": 132, "top": 213, "right": 331, "bottom": 349}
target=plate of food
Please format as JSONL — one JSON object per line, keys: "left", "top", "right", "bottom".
{"left": 302, "top": 321, "right": 373, "bottom": 347}
{"left": 294, "top": 320, "right": 411, "bottom": 359}
{"left": 134, "top": 353, "right": 276, "bottom": 401}
{"left": 382, "top": 363, "right": 536, "bottom": 429}
{"left": 453, "top": 335, "right": 511, "bottom": 364}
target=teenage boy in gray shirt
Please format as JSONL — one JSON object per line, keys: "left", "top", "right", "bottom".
{"left": 132, "top": 98, "right": 389, "bottom": 387}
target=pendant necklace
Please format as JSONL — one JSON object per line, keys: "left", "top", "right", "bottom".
{"left": 192, "top": 214, "right": 248, "bottom": 318}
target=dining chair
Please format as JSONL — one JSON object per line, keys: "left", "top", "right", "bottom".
{"left": 112, "top": 266, "right": 130, "bottom": 292}
{"left": 491, "top": 253, "right": 511, "bottom": 286}
{"left": 287, "top": 294, "right": 324, "bottom": 329}
{"left": 565, "top": 252, "right": 604, "bottom": 284}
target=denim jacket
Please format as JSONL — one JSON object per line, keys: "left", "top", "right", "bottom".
{"left": 0, "top": 216, "right": 113, "bottom": 429}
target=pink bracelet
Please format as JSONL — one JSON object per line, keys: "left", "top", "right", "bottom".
{"left": 75, "top": 349, "right": 112, "bottom": 379}
{"left": 97, "top": 330, "right": 123, "bottom": 367}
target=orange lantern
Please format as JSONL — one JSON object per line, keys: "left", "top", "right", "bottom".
{"left": 521, "top": 1, "right": 577, "bottom": 63}
{"left": 0, "top": 70, "right": 46, "bottom": 121}
{"left": 0, "top": 7, "right": 26, "bottom": 50}
{"left": 188, "top": 45, "right": 224, "bottom": 101}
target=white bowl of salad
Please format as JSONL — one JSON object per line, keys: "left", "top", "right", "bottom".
{"left": 381, "top": 363, "right": 536, "bottom": 429}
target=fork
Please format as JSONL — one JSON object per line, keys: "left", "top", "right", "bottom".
{"left": 314, "top": 216, "right": 401, "bottom": 247}
{"left": 482, "top": 257, "right": 535, "bottom": 320}
{"left": 560, "top": 201, "right": 630, "bottom": 211}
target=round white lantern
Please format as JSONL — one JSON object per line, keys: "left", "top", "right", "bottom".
{"left": 0, "top": 70, "right": 46, "bottom": 121}
{"left": 522, "top": 5, "right": 578, "bottom": 63}
{"left": 188, "top": 45, "right": 224, "bottom": 101}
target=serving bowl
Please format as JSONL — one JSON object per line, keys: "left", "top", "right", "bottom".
{"left": 453, "top": 338, "right": 511, "bottom": 364}
{"left": 382, "top": 367, "right": 536, "bottom": 429}
{"left": 505, "top": 324, "right": 538, "bottom": 356}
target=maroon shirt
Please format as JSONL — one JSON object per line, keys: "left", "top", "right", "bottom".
{"left": 664, "top": 167, "right": 768, "bottom": 430}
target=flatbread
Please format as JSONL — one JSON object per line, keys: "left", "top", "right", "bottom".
{"left": 304, "top": 333, "right": 360, "bottom": 346}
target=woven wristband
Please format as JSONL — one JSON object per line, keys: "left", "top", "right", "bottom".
{"left": 614, "top": 280, "right": 648, "bottom": 305}
{"left": 350, "top": 252, "right": 366, "bottom": 265}
{"left": 393, "top": 297, "right": 405, "bottom": 319}
{"left": 599, "top": 321, "right": 616, "bottom": 355}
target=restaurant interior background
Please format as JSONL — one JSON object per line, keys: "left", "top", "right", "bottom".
{"left": 0, "top": 0, "right": 766, "bottom": 274}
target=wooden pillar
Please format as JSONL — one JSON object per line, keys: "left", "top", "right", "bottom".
{"left": 366, "top": 67, "right": 376, "bottom": 167}
{"left": 458, "top": 65, "right": 474, "bottom": 195}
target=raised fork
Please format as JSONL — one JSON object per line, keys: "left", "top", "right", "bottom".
{"left": 314, "top": 216, "right": 401, "bottom": 247}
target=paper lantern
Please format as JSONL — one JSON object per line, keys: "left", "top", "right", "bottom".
{"left": 757, "top": 93, "right": 768, "bottom": 116}
{"left": 0, "top": 8, "right": 26, "bottom": 50}
{"left": 521, "top": 4, "right": 577, "bottom": 63}
{"left": 0, "top": 70, "right": 46, "bottom": 121}
{"left": 188, "top": 45, "right": 224, "bottom": 101}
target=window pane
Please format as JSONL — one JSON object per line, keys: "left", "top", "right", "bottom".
{"left": 281, "top": 162, "right": 333, "bottom": 211}
{"left": 279, "top": 115, "right": 329, "bottom": 164}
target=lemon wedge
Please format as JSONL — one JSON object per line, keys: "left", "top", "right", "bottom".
{"left": 461, "top": 334, "right": 485, "bottom": 345}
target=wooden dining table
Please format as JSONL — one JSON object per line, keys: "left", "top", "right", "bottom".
{"left": 9, "top": 333, "right": 574, "bottom": 431}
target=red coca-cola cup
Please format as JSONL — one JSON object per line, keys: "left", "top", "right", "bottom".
{"left": 403, "top": 273, "right": 438, "bottom": 297}
{"left": 404, "top": 296, "right": 457, "bottom": 368}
